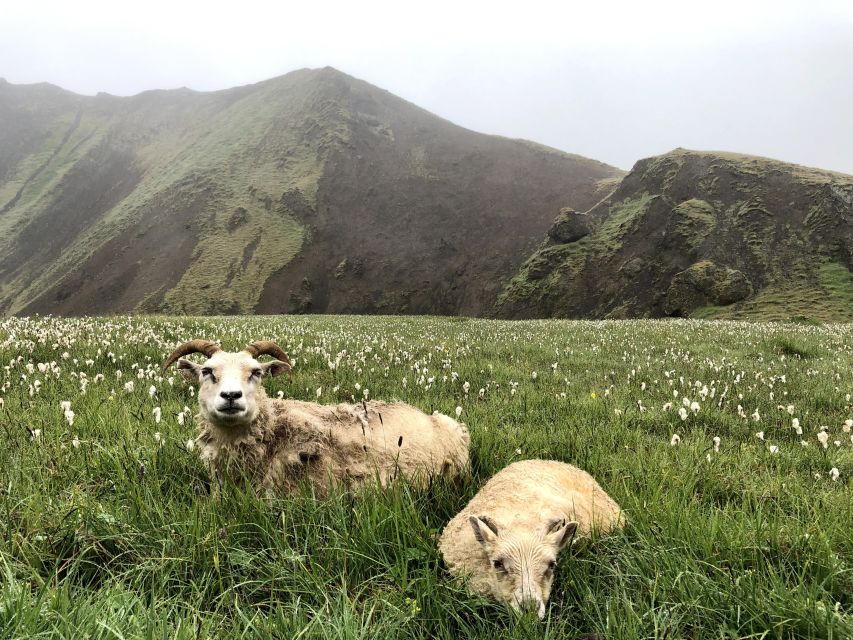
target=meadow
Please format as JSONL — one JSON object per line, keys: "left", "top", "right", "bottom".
{"left": 0, "top": 315, "right": 851, "bottom": 639}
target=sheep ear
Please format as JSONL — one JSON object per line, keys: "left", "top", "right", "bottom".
{"left": 547, "top": 520, "right": 579, "bottom": 551}
{"left": 177, "top": 358, "right": 201, "bottom": 383}
{"left": 469, "top": 515, "right": 499, "bottom": 548}
{"left": 261, "top": 360, "right": 292, "bottom": 378}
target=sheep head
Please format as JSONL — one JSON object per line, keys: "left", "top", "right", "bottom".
{"left": 468, "top": 515, "right": 578, "bottom": 619}
{"left": 161, "top": 340, "right": 292, "bottom": 428}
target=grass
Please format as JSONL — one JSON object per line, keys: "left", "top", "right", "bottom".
{"left": 0, "top": 315, "right": 851, "bottom": 638}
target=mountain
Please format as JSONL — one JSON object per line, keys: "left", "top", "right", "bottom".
{"left": 0, "top": 68, "right": 623, "bottom": 316}
{"left": 495, "top": 148, "right": 853, "bottom": 322}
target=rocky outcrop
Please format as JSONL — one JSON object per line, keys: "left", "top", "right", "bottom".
{"left": 547, "top": 208, "right": 591, "bottom": 243}
{"left": 664, "top": 261, "right": 752, "bottom": 316}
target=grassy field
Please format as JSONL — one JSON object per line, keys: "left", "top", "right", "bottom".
{"left": 0, "top": 315, "right": 851, "bottom": 639}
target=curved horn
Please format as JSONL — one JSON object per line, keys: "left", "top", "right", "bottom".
{"left": 160, "top": 339, "right": 220, "bottom": 374}
{"left": 243, "top": 340, "right": 291, "bottom": 365}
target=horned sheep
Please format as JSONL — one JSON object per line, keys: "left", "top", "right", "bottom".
{"left": 161, "top": 339, "right": 470, "bottom": 496}
{"left": 438, "top": 459, "right": 624, "bottom": 618}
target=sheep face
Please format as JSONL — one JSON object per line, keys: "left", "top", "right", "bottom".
{"left": 177, "top": 351, "right": 290, "bottom": 429}
{"left": 468, "top": 515, "right": 578, "bottom": 619}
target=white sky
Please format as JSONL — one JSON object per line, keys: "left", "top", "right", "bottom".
{"left": 2, "top": 0, "right": 852, "bottom": 174}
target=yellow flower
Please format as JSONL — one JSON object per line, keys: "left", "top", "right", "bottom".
{"left": 590, "top": 392, "right": 597, "bottom": 399}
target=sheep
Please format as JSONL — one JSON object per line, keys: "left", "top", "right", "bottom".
{"left": 161, "top": 339, "right": 470, "bottom": 495}
{"left": 438, "top": 459, "right": 623, "bottom": 619}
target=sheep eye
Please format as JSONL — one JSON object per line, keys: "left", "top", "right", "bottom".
{"left": 201, "top": 368, "right": 212, "bottom": 378}
{"left": 493, "top": 559, "right": 505, "bottom": 571}
{"left": 250, "top": 369, "right": 262, "bottom": 379}
{"left": 547, "top": 560, "right": 557, "bottom": 571}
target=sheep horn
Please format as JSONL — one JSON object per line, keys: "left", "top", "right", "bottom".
{"left": 160, "top": 339, "right": 220, "bottom": 374}
{"left": 243, "top": 340, "right": 292, "bottom": 367}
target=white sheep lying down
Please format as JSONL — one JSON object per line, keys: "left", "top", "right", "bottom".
{"left": 438, "top": 459, "right": 624, "bottom": 618}
{"left": 161, "top": 339, "right": 470, "bottom": 496}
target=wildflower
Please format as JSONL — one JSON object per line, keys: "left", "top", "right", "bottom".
{"left": 154, "top": 432, "right": 162, "bottom": 445}
{"left": 149, "top": 385, "right": 157, "bottom": 397}
{"left": 786, "top": 405, "right": 795, "bottom": 415}
{"left": 817, "top": 431, "right": 829, "bottom": 448}
{"left": 515, "top": 448, "right": 522, "bottom": 455}
{"left": 153, "top": 407, "right": 161, "bottom": 423}
{"left": 690, "top": 401, "right": 700, "bottom": 415}
{"left": 792, "top": 418, "right": 802, "bottom": 435}
{"left": 755, "top": 431, "right": 764, "bottom": 441}
{"left": 706, "top": 453, "right": 712, "bottom": 463}
{"left": 316, "top": 387, "right": 322, "bottom": 398}
{"left": 462, "top": 381, "right": 470, "bottom": 394}
{"left": 124, "top": 381, "right": 135, "bottom": 393}
{"left": 830, "top": 467, "right": 840, "bottom": 482}
{"left": 678, "top": 407, "right": 688, "bottom": 421}
{"left": 531, "top": 371, "right": 537, "bottom": 380}
{"left": 843, "top": 419, "right": 852, "bottom": 433}
{"left": 185, "top": 439, "right": 196, "bottom": 452}
{"left": 31, "top": 428, "right": 42, "bottom": 440}
{"left": 670, "top": 434, "right": 681, "bottom": 446}
{"left": 663, "top": 402, "right": 673, "bottom": 411}
{"left": 64, "top": 410, "right": 75, "bottom": 426}
{"left": 177, "top": 412, "right": 185, "bottom": 426}
{"left": 72, "top": 435, "right": 80, "bottom": 449}
{"left": 751, "top": 409, "right": 761, "bottom": 422}
{"left": 590, "top": 391, "right": 597, "bottom": 399}
{"left": 60, "top": 400, "right": 71, "bottom": 412}
{"left": 455, "top": 406, "right": 462, "bottom": 418}
{"left": 713, "top": 436, "right": 721, "bottom": 452}
{"left": 363, "top": 388, "right": 369, "bottom": 399}
{"left": 277, "top": 391, "right": 284, "bottom": 399}
{"left": 478, "top": 388, "right": 485, "bottom": 399}
{"left": 768, "top": 445, "right": 779, "bottom": 454}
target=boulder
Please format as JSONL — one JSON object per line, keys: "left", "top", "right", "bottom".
{"left": 548, "top": 207, "right": 591, "bottom": 243}
{"left": 664, "top": 260, "right": 752, "bottom": 315}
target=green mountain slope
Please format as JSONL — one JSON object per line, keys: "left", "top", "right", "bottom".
{"left": 496, "top": 149, "right": 853, "bottom": 322}
{"left": 0, "top": 69, "right": 623, "bottom": 316}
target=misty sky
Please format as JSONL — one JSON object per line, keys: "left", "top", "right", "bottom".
{"left": 2, "top": 0, "right": 852, "bottom": 174}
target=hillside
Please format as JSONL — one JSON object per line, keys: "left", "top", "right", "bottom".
{"left": 496, "top": 149, "right": 853, "bottom": 322}
{"left": 0, "top": 69, "right": 622, "bottom": 316}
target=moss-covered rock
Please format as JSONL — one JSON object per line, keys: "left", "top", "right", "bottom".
{"left": 548, "top": 207, "right": 591, "bottom": 243}
{"left": 664, "top": 260, "right": 752, "bottom": 316}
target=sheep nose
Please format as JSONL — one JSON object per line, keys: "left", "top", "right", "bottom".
{"left": 220, "top": 390, "right": 243, "bottom": 400}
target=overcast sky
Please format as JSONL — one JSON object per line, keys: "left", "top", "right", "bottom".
{"left": 2, "top": 0, "right": 852, "bottom": 174}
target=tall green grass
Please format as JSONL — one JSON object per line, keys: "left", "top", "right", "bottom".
{"left": 0, "top": 315, "right": 851, "bottom": 638}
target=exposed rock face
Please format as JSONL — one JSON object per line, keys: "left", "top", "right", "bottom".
{"left": 547, "top": 208, "right": 591, "bottom": 243}
{"left": 664, "top": 261, "right": 752, "bottom": 316}
{"left": 497, "top": 148, "right": 853, "bottom": 322}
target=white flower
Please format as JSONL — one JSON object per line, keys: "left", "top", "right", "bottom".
{"left": 71, "top": 435, "right": 80, "bottom": 449}
{"left": 277, "top": 391, "right": 284, "bottom": 399}
{"left": 64, "top": 410, "right": 75, "bottom": 426}
{"left": 362, "top": 388, "right": 369, "bottom": 399}
{"left": 843, "top": 419, "right": 852, "bottom": 433}
{"left": 177, "top": 412, "right": 185, "bottom": 426}
{"left": 706, "top": 453, "right": 712, "bottom": 463}
{"left": 817, "top": 431, "right": 829, "bottom": 448}
{"left": 792, "top": 418, "right": 802, "bottom": 435}
{"left": 663, "top": 402, "right": 673, "bottom": 411}
{"left": 124, "top": 381, "right": 135, "bottom": 393}
{"left": 752, "top": 409, "right": 761, "bottom": 422}
{"left": 154, "top": 432, "right": 162, "bottom": 444}
{"left": 690, "top": 401, "right": 700, "bottom": 415}
{"left": 153, "top": 407, "right": 161, "bottom": 423}
{"left": 31, "top": 428, "right": 42, "bottom": 440}
{"left": 713, "top": 436, "right": 721, "bottom": 452}
{"left": 316, "top": 387, "right": 322, "bottom": 398}
{"left": 678, "top": 407, "right": 688, "bottom": 421}
{"left": 786, "top": 405, "right": 795, "bottom": 415}
{"left": 354, "top": 382, "right": 361, "bottom": 391}
{"left": 455, "top": 406, "right": 462, "bottom": 418}
{"left": 755, "top": 431, "right": 764, "bottom": 441}
{"left": 670, "top": 433, "right": 681, "bottom": 446}
{"left": 149, "top": 385, "right": 157, "bottom": 397}
{"left": 830, "top": 467, "right": 840, "bottom": 482}
{"left": 60, "top": 400, "right": 71, "bottom": 411}
{"left": 515, "top": 448, "right": 522, "bottom": 455}
{"left": 185, "top": 439, "right": 196, "bottom": 452}
{"left": 768, "top": 445, "right": 779, "bottom": 454}
{"left": 462, "top": 381, "right": 470, "bottom": 394}
{"left": 531, "top": 371, "right": 537, "bottom": 380}
{"left": 478, "top": 388, "right": 485, "bottom": 399}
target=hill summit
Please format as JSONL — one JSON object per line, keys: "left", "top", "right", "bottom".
{"left": 496, "top": 148, "right": 853, "bottom": 321}
{"left": 0, "top": 67, "right": 622, "bottom": 316}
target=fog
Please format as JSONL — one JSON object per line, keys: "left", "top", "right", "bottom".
{"left": 2, "top": 0, "right": 852, "bottom": 173}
